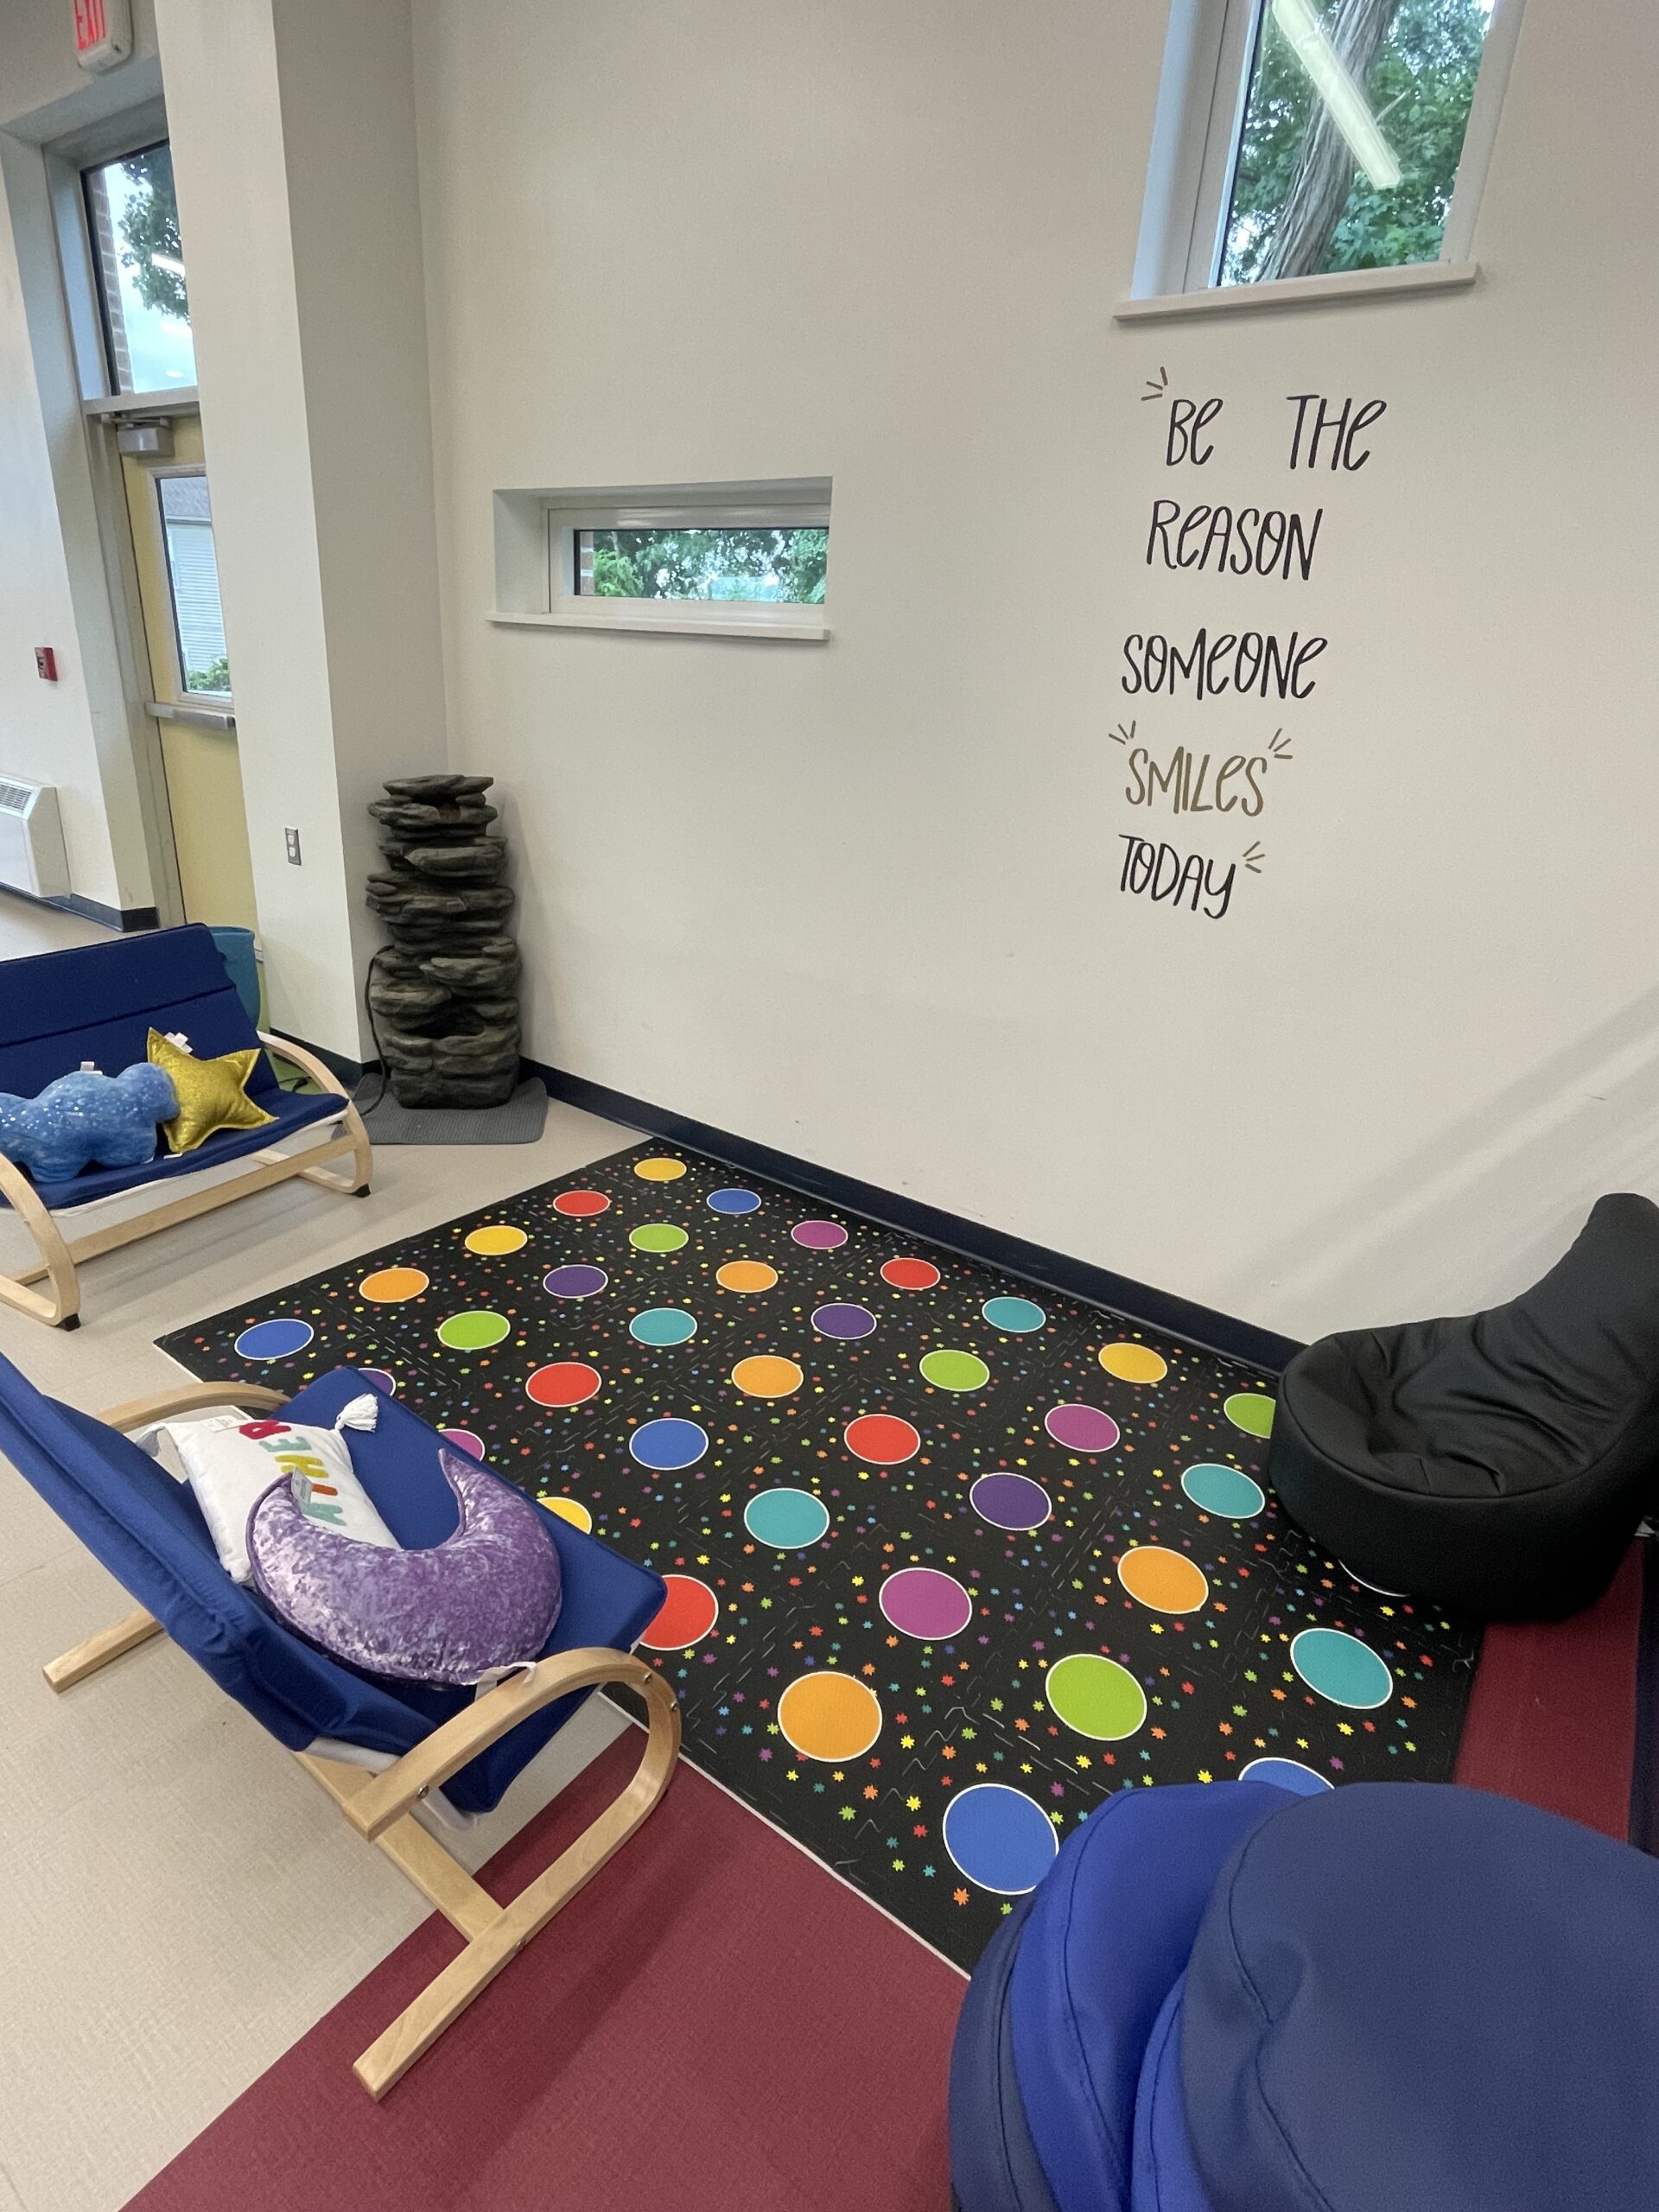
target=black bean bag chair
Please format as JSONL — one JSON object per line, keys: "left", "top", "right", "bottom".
{"left": 1268, "top": 1192, "right": 1659, "bottom": 1619}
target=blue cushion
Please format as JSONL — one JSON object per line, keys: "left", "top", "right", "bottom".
{"left": 1182, "top": 1783, "right": 1659, "bottom": 2212}
{"left": 1128, "top": 1982, "right": 1216, "bottom": 2212}
{"left": 1008, "top": 1783, "right": 1290, "bottom": 2212}
{"left": 0, "top": 1355, "right": 665, "bottom": 1815}
{"left": 0, "top": 923, "right": 342, "bottom": 1211}
{"left": 948, "top": 1893, "right": 1060, "bottom": 2212}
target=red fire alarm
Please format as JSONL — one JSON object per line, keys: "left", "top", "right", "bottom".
{"left": 35, "top": 647, "right": 57, "bottom": 683}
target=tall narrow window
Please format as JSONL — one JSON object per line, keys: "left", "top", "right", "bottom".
{"left": 1138, "top": 0, "right": 1523, "bottom": 298}
{"left": 156, "top": 475, "right": 230, "bottom": 696}
{"left": 82, "top": 140, "right": 196, "bottom": 393}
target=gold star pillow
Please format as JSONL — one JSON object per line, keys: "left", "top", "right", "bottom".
{"left": 148, "top": 1029, "right": 276, "bottom": 1155}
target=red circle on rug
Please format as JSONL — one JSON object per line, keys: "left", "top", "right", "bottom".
{"left": 526, "top": 1362, "right": 601, "bottom": 1408}
{"left": 844, "top": 1413, "right": 921, "bottom": 1465}
{"left": 639, "top": 1574, "right": 720, "bottom": 1649}
{"left": 553, "top": 1190, "right": 610, "bottom": 1217}
{"left": 881, "top": 1257, "right": 941, "bottom": 1291}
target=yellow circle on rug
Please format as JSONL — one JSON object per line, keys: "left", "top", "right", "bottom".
{"left": 1117, "top": 1545, "right": 1208, "bottom": 1613}
{"left": 635, "top": 1157, "right": 688, "bottom": 1182}
{"left": 465, "top": 1224, "right": 527, "bottom": 1255}
{"left": 359, "top": 1266, "right": 429, "bottom": 1303}
{"left": 731, "top": 1355, "right": 804, "bottom": 1399}
{"left": 540, "top": 1497, "right": 593, "bottom": 1532}
{"left": 1099, "top": 1342, "right": 1167, "bottom": 1384}
{"left": 778, "top": 1672, "right": 883, "bottom": 1761}
{"left": 718, "top": 1260, "right": 779, "bottom": 1293}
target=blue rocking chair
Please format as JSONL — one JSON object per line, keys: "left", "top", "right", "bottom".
{"left": 0, "top": 1351, "right": 679, "bottom": 2096}
{"left": 0, "top": 924, "right": 373, "bottom": 1329}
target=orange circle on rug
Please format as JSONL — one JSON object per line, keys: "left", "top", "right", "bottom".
{"left": 731, "top": 1355, "right": 803, "bottom": 1399}
{"left": 466, "top": 1224, "right": 528, "bottom": 1255}
{"left": 553, "top": 1189, "right": 610, "bottom": 1217}
{"left": 718, "top": 1260, "right": 779, "bottom": 1293}
{"left": 526, "top": 1362, "right": 601, "bottom": 1408}
{"left": 359, "top": 1266, "right": 429, "bottom": 1303}
{"left": 639, "top": 1574, "right": 720, "bottom": 1649}
{"left": 778, "top": 1671, "right": 883, "bottom": 1760}
{"left": 1099, "top": 1342, "right": 1167, "bottom": 1384}
{"left": 1117, "top": 1546, "right": 1208, "bottom": 1613}
{"left": 540, "top": 1497, "right": 593, "bottom": 1532}
{"left": 844, "top": 1413, "right": 921, "bottom": 1465}
{"left": 635, "top": 1157, "right": 688, "bottom": 1183}
{"left": 881, "top": 1257, "right": 941, "bottom": 1291}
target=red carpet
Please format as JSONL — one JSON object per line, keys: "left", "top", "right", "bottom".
{"left": 1454, "top": 1541, "right": 1645, "bottom": 1840}
{"left": 125, "top": 1739, "right": 962, "bottom": 2212}
{"left": 126, "top": 1553, "right": 1647, "bottom": 2212}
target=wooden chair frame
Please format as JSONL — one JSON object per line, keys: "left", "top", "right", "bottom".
{"left": 39, "top": 1381, "right": 681, "bottom": 2097}
{"left": 0, "top": 1034, "right": 372, "bottom": 1332}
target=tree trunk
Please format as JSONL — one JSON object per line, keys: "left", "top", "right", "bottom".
{"left": 1264, "top": 0, "right": 1403, "bottom": 280}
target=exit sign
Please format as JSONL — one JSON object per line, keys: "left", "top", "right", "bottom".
{"left": 74, "top": 0, "right": 131, "bottom": 73}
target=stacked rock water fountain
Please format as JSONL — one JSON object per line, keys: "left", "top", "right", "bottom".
{"left": 364, "top": 774, "right": 521, "bottom": 1109}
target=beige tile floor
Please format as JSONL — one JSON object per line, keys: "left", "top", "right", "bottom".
{"left": 0, "top": 900, "right": 635, "bottom": 2211}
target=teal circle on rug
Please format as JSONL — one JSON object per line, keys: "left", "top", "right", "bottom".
{"left": 631, "top": 1306, "right": 698, "bottom": 1346}
{"left": 981, "top": 1295, "right": 1046, "bottom": 1333}
{"left": 743, "top": 1488, "right": 830, "bottom": 1548}
{"left": 1180, "top": 1463, "right": 1266, "bottom": 1518}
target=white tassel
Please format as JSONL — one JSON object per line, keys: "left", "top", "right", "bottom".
{"left": 333, "top": 1392, "right": 381, "bottom": 1434}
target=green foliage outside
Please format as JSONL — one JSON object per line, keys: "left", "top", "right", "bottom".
{"left": 186, "top": 655, "right": 231, "bottom": 695}
{"left": 1222, "top": 0, "right": 1491, "bottom": 283}
{"left": 587, "top": 528, "right": 828, "bottom": 605}
{"left": 117, "top": 145, "right": 189, "bottom": 321}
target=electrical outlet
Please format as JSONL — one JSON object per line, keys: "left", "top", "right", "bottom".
{"left": 284, "top": 826, "right": 302, "bottom": 865}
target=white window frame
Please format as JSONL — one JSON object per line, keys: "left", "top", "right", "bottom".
{"left": 1122, "top": 0, "right": 1528, "bottom": 320}
{"left": 490, "top": 479, "right": 831, "bottom": 642}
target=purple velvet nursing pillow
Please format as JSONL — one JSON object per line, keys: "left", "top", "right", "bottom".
{"left": 247, "top": 1446, "right": 563, "bottom": 1685}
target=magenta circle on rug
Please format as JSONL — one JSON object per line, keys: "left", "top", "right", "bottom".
{"left": 792, "top": 1219, "right": 848, "bottom": 1249}
{"left": 439, "top": 1427, "right": 484, "bottom": 1459}
{"left": 970, "top": 1471, "right": 1052, "bottom": 1531}
{"left": 1044, "top": 1402, "right": 1121, "bottom": 1452}
{"left": 812, "top": 1301, "right": 876, "bottom": 1339}
{"left": 879, "top": 1567, "right": 974, "bottom": 1640}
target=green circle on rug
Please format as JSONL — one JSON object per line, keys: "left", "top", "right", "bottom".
{"left": 1045, "top": 1653, "right": 1147, "bottom": 1740}
{"left": 1224, "top": 1392, "right": 1275, "bottom": 1439}
{"left": 437, "top": 1310, "right": 510, "bottom": 1351}
{"left": 919, "top": 1349, "right": 989, "bottom": 1392}
{"left": 631, "top": 1224, "right": 689, "bottom": 1253}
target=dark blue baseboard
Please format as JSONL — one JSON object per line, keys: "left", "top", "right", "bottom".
{"left": 524, "top": 1058, "right": 1301, "bottom": 1374}
{"left": 0, "top": 882, "right": 158, "bottom": 932}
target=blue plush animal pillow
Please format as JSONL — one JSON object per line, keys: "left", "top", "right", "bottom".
{"left": 0, "top": 1063, "right": 179, "bottom": 1185}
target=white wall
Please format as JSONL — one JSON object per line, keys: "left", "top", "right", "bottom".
{"left": 410, "top": 0, "right": 1659, "bottom": 1343}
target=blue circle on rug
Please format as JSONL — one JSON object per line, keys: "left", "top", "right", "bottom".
{"left": 1181, "top": 1463, "right": 1266, "bottom": 1518}
{"left": 981, "top": 1295, "right": 1046, "bottom": 1333}
{"left": 1238, "top": 1757, "right": 1332, "bottom": 1796}
{"left": 812, "top": 1302, "right": 877, "bottom": 1340}
{"left": 1291, "top": 1628, "right": 1393, "bottom": 1709}
{"left": 629, "top": 1417, "right": 709, "bottom": 1471}
{"left": 233, "top": 1318, "right": 313, "bottom": 1360}
{"left": 943, "top": 1784, "right": 1059, "bottom": 1895}
{"left": 743, "top": 1488, "right": 830, "bottom": 1548}
{"left": 707, "top": 1188, "right": 761, "bottom": 1215}
{"left": 631, "top": 1307, "right": 698, "bottom": 1346}
{"left": 543, "top": 1264, "right": 607, "bottom": 1299}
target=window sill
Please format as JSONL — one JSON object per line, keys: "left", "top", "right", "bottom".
{"left": 1115, "top": 260, "right": 1478, "bottom": 323}
{"left": 488, "top": 606, "right": 830, "bottom": 644}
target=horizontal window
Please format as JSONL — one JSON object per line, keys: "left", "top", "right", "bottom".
{"left": 575, "top": 525, "right": 828, "bottom": 607}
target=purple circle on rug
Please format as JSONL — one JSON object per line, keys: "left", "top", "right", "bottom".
{"left": 813, "top": 1301, "right": 876, "bottom": 1339}
{"left": 439, "top": 1427, "right": 485, "bottom": 1459}
{"left": 792, "top": 1219, "right": 849, "bottom": 1249}
{"left": 970, "top": 1471, "right": 1053, "bottom": 1531}
{"left": 360, "top": 1368, "right": 397, "bottom": 1395}
{"left": 543, "top": 1264, "right": 608, "bottom": 1299}
{"left": 1044, "top": 1402, "right": 1121, "bottom": 1452}
{"left": 880, "top": 1567, "right": 974, "bottom": 1640}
